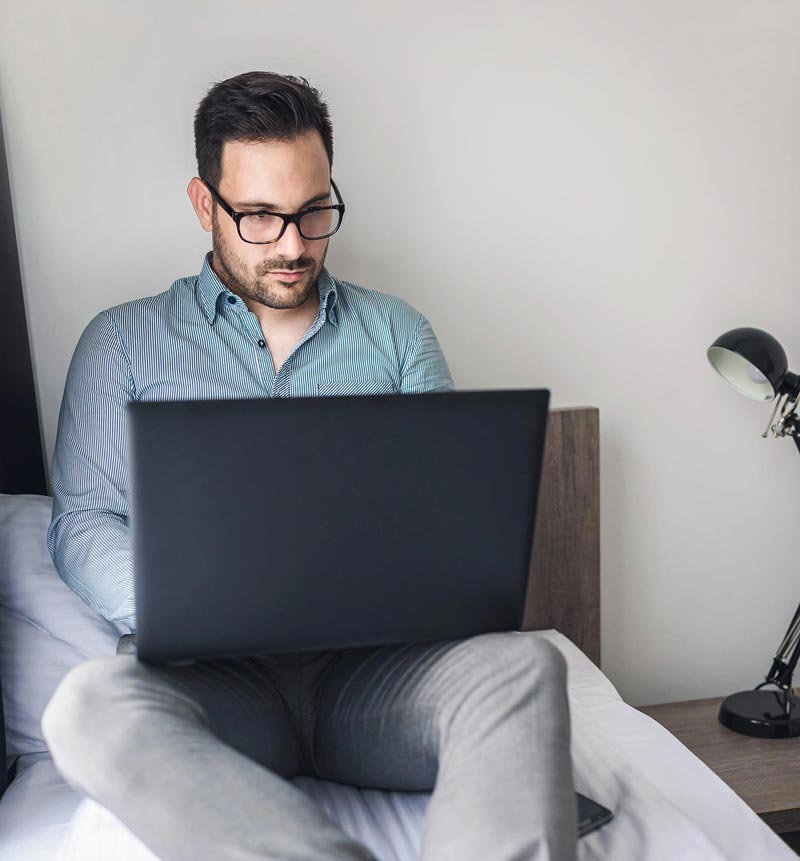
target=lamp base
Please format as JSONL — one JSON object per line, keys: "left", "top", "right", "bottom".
{"left": 718, "top": 689, "right": 800, "bottom": 738}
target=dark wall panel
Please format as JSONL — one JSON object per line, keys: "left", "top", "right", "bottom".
{"left": 0, "top": 110, "right": 46, "bottom": 495}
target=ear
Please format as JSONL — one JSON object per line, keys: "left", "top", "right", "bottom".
{"left": 187, "top": 177, "right": 213, "bottom": 233}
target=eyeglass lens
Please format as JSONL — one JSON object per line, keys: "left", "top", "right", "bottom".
{"left": 239, "top": 207, "right": 340, "bottom": 243}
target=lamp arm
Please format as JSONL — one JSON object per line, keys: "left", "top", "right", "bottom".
{"left": 758, "top": 413, "right": 800, "bottom": 691}
{"left": 763, "top": 603, "right": 800, "bottom": 690}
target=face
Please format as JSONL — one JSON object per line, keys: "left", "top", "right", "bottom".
{"left": 189, "top": 131, "right": 332, "bottom": 311}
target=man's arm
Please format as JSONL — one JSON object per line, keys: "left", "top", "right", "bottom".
{"left": 47, "top": 310, "right": 137, "bottom": 631}
{"left": 400, "top": 313, "right": 455, "bottom": 393}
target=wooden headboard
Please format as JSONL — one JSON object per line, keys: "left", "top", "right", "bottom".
{"left": 522, "top": 406, "right": 601, "bottom": 665}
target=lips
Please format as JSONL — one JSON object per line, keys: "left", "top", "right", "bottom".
{"left": 270, "top": 269, "right": 307, "bottom": 283}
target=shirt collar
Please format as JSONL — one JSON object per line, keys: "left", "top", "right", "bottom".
{"left": 196, "top": 252, "right": 230, "bottom": 324}
{"left": 196, "top": 251, "right": 339, "bottom": 328}
{"left": 317, "top": 266, "right": 339, "bottom": 327}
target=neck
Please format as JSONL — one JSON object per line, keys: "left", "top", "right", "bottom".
{"left": 243, "top": 284, "right": 320, "bottom": 332}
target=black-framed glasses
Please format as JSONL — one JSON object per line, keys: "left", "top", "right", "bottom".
{"left": 203, "top": 178, "right": 345, "bottom": 244}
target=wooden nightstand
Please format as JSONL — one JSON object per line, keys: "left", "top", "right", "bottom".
{"left": 639, "top": 697, "right": 800, "bottom": 851}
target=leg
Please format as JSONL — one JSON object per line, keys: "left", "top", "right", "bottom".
{"left": 41, "top": 654, "right": 376, "bottom": 861}
{"left": 312, "top": 631, "right": 576, "bottom": 861}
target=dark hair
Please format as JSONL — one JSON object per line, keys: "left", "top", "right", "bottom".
{"left": 193, "top": 71, "right": 334, "bottom": 188}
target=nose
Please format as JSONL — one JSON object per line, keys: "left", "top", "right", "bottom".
{"left": 275, "top": 220, "right": 307, "bottom": 258}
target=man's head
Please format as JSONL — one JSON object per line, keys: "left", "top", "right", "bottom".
{"left": 187, "top": 72, "right": 338, "bottom": 311}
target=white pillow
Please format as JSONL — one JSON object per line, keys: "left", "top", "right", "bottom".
{"left": 0, "top": 493, "right": 121, "bottom": 757}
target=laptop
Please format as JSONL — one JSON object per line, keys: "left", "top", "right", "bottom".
{"left": 127, "top": 388, "right": 550, "bottom": 665}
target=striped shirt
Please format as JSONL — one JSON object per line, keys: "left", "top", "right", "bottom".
{"left": 47, "top": 252, "right": 454, "bottom": 630}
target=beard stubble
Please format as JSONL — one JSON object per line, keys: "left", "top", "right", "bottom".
{"left": 210, "top": 208, "right": 328, "bottom": 310}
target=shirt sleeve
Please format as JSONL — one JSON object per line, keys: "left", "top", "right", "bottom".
{"left": 47, "top": 310, "right": 137, "bottom": 631}
{"left": 400, "top": 314, "right": 455, "bottom": 394}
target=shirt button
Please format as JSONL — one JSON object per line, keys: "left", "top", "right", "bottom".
{"left": 257, "top": 339, "right": 266, "bottom": 348}
{"left": 227, "top": 295, "right": 236, "bottom": 304}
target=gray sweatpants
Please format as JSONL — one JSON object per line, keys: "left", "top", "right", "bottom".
{"left": 41, "top": 631, "right": 576, "bottom": 861}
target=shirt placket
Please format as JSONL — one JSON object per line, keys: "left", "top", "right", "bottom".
{"left": 228, "top": 294, "right": 330, "bottom": 398}
{"left": 270, "top": 309, "right": 328, "bottom": 398}
{"left": 224, "top": 295, "right": 275, "bottom": 395}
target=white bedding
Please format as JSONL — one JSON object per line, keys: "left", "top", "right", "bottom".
{"left": 3, "top": 497, "right": 793, "bottom": 859}
{"left": 0, "top": 753, "right": 82, "bottom": 861}
{"left": 35, "top": 630, "right": 793, "bottom": 861}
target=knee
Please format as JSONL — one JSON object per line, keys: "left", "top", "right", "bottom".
{"left": 513, "top": 633, "right": 568, "bottom": 688}
{"left": 474, "top": 630, "right": 568, "bottom": 686}
{"left": 508, "top": 633, "right": 569, "bottom": 708}
{"left": 458, "top": 632, "right": 568, "bottom": 713}
{"left": 440, "top": 633, "right": 570, "bottom": 743}
{"left": 43, "top": 656, "right": 120, "bottom": 747}
{"left": 41, "top": 655, "right": 143, "bottom": 789}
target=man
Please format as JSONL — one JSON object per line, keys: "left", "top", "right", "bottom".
{"left": 41, "top": 71, "right": 577, "bottom": 861}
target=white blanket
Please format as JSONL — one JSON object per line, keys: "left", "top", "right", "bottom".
{"left": 55, "top": 631, "right": 796, "bottom": 861}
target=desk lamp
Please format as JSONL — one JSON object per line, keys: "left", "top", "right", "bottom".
{"left": 707, "top": 327, "right": 800, "bottom": 738}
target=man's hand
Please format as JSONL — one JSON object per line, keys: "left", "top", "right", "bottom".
{"left": 116, "top": 633, "right": 137, "bottom": 655}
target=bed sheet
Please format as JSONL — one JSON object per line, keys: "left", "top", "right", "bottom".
{"left": 5, "top": 630, "right": 795, "bottom": 861}
{"left": 0, "top": 753, "right": 82, "bottom": 861}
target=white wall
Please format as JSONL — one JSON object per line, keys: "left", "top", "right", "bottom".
{"left": 2, "top": 0, "right": 799, "bottom": 707}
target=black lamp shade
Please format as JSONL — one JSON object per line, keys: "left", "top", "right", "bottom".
{"left": 707, "top": 327, "right": 792, "bottom": 402}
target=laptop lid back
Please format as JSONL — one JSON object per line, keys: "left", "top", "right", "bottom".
{"left": 128, "top": 388, "right": 550, "bottom": 663}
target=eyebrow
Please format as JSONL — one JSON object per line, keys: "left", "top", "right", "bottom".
{"left": 236, "top": 190, "right": 331, "bottom": 211}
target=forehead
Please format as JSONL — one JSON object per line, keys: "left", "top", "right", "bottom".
{"left": 219, "top": 132, "right": 330, "bottom": 203}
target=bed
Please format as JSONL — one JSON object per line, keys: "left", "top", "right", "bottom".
{"left": 0, "top": 406, "right": 797, "bottom": 860}
{"left": 3, "top": 76, "right": 796, "bottom": 855}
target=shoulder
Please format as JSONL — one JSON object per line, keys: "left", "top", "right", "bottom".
{"left": 79, "top": 276, "right": 197, "bottom": 353}
{"left": 69, "top": 278, "right": 196, "bottom": 371}
{"left": 327, "top": 271, "right": 423, "bottom": 332}
{"left": 102, "top": 276, "right": 195, "bottom": 328}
